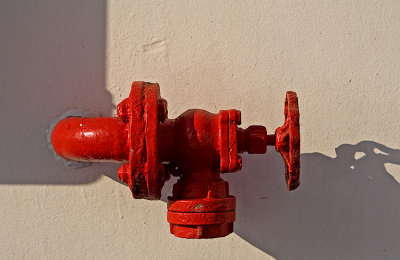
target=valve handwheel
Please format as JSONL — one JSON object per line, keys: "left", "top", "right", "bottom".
{"left": 275, "top": 91, "right": 300, "bottom": 190}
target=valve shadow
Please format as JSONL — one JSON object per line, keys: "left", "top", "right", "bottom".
{"left": 0, "top": 0, "right": 118, "bottom": 185}
{"left": 224, "top": 141, "right": 400, "bottom": 260}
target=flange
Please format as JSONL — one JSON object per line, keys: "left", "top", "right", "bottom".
{"left": 117, "top": 82, "right": 167, "bottom": 199}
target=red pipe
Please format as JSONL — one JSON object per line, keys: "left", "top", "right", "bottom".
{"left": 51, "top": 117, "right": 129, "bottom": 162}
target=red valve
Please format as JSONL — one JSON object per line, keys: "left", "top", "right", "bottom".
{"left": 51, "top": 81, "right": 300, "bottom": 239}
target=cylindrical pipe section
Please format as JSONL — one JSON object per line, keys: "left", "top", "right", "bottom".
{"left": 51, "top": 117, "right": 129, "bottom": 162}
{"left": 267, "top": 134, "right": 276, "bottom": 146}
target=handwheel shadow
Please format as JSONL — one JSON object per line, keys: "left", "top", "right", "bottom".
{"left": 224, "top": 141, "right": 400, "bottom": 260}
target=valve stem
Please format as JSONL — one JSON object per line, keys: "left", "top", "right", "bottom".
{"left": 267, "top": 134, "right": 276, "bottom": 146}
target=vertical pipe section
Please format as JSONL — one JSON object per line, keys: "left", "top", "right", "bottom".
{"left": 51, "top": 117, "right": 129, "bottom": 162}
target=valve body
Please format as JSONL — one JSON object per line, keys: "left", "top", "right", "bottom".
{"left": 51, "top": 81, "right": 300, "bottom": 238}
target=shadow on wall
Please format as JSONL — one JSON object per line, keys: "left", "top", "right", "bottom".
{"left": 225, "top": 141, "right": 400, "bottom": 260}
{"left": 0, "top": 0, "right": 121, "bottom": 185}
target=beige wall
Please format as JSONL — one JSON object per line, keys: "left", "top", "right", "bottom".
{"left": 1, "top": 1, "right": 400, "bottom": 259}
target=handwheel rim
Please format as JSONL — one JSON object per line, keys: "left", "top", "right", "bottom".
{"left": 276, "top": 91, "right": 300, "bottom": 190}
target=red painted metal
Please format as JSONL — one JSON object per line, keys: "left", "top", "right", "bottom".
{"left": 51, "top": 81, "right": 300, "bottom": 239}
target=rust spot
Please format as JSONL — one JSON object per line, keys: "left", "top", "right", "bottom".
{"left": 194, "top": 203, "right": 203, "bottom": 210}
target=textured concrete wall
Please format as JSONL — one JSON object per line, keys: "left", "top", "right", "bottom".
{"left": 1, "top": 1, "right": 400, "bottom": 259}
